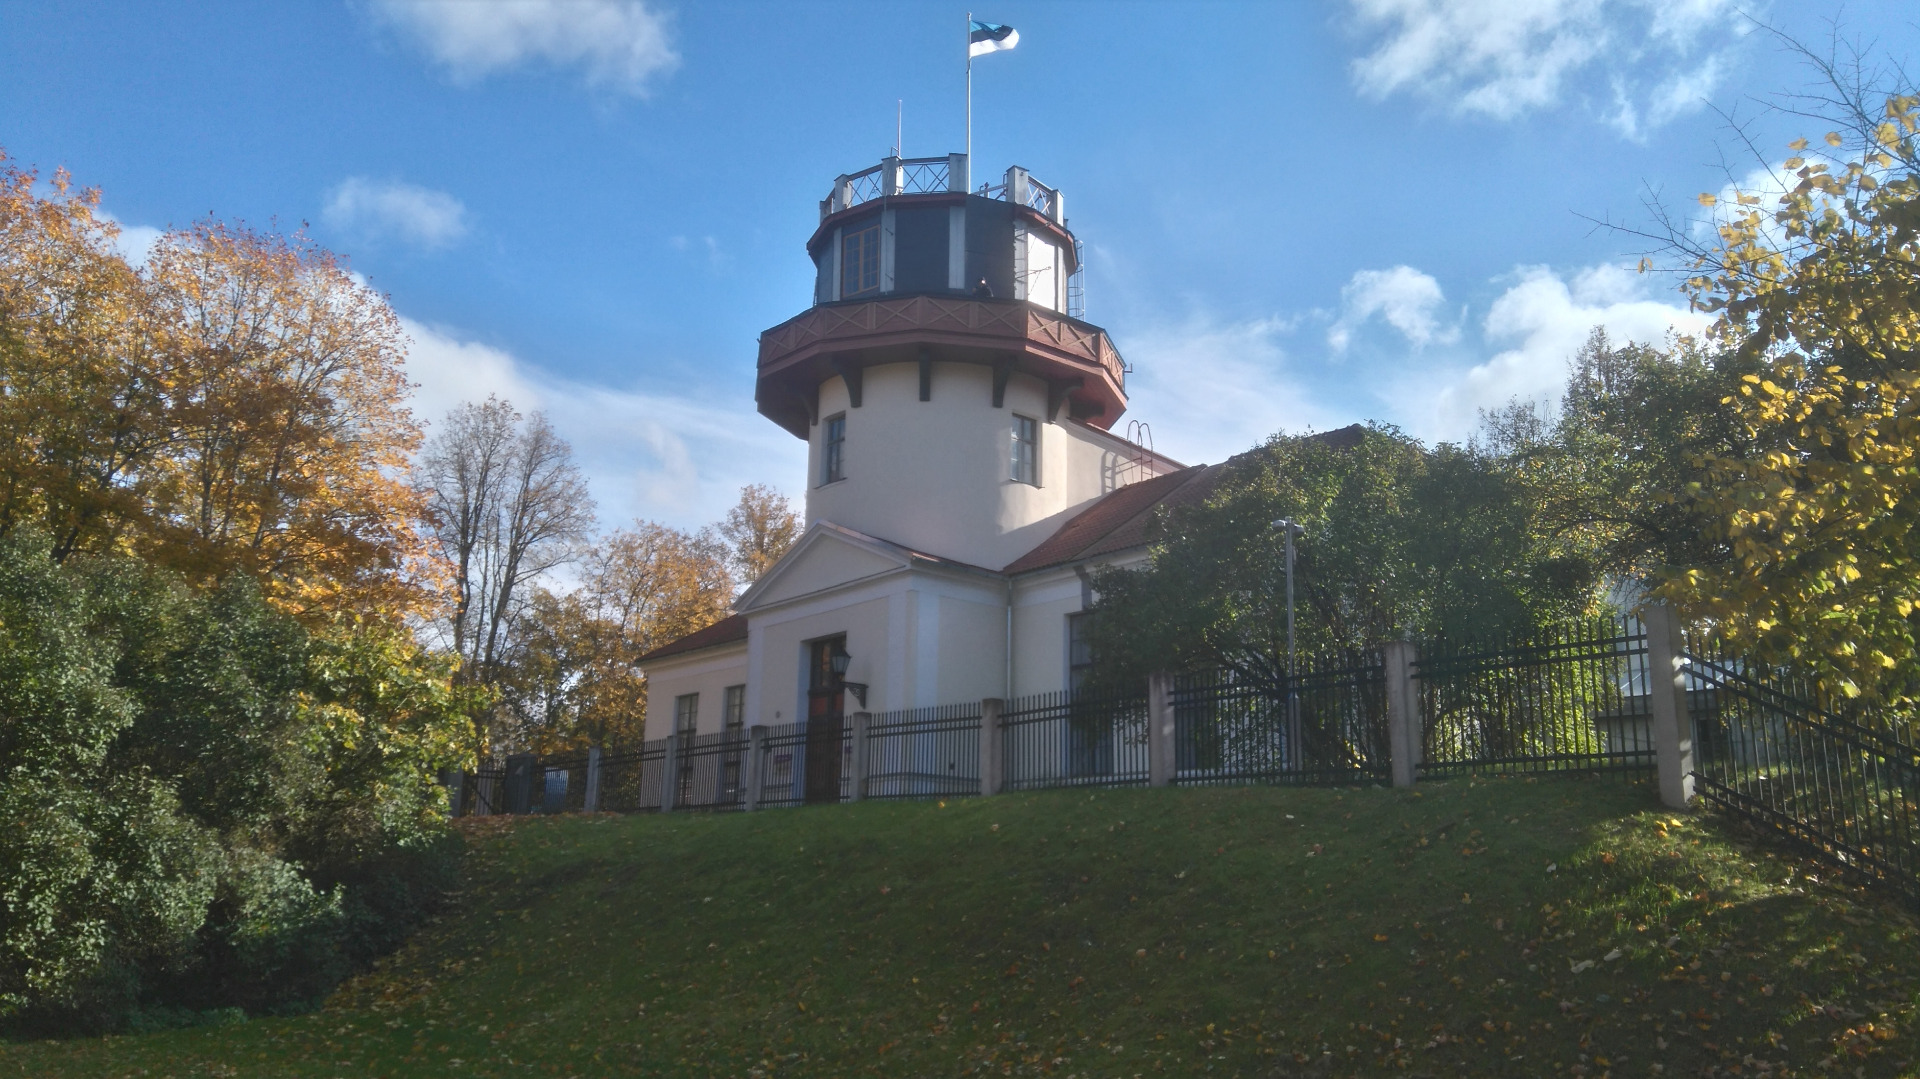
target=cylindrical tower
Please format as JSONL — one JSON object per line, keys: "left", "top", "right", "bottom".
{"left": 756, "top": 154, "right": 1138, "bottom": 569}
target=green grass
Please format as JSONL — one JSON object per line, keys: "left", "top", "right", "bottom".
{"left": 4, "top": 776, "right": 1918, "bottom": 1077}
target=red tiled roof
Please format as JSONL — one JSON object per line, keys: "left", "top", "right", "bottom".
{"left": 636, "top": 613, "right": 748, "bottom": 664}
{"left": 1001, "top": 424, "right": 1369, "bottom": 576}
{"left": 1002, "top": 464, "right": 1225, "bottom": 575}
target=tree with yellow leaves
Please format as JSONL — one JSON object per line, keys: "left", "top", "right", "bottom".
{"left": 0, "top": 155, "right": 164, "bottom": 561}
{"left": 0, "top": 151, "right": 435, "bottom": 622}
{"left": 1656, "top": 57, "right": 1920, "bottom": 709}
{"left": 503, "top": 520, "right": 733, "bottom": 753}
{"left": 141, "top": 221, "right": 432, "bottom": 618}
{"left": 713, "top": 482, "right": 800, "bottom": 585}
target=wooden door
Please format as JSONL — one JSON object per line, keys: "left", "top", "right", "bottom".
{"left": 804, "top": 638, "right": 846, "bottom": 803}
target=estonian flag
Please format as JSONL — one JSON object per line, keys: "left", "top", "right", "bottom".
{"left": 969, "top": 20, "right": 1018, "bottom": 58}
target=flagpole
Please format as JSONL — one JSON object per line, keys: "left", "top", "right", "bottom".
{"left": 965, "top": 12, "right": 972, "bottom": 176}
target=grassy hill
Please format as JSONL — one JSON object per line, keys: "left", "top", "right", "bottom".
{"left": 4, "top": 776, "right": 1917, "bottom": 1077}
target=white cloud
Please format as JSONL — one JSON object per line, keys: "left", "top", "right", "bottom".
{"left": 324, "top": 178, "right": 468, "bottom": 251}
{"left": 669, "top": 234, "right": 725, "bottom": 268}
{"left": 1117, "top": 314, "right": 1347, "bottom": 466}
{"left": 1688, "top": 162, "right": 1797, "bottom": 249}
{"left": 1349, "top": 0, "right": 1609, "bottom": 120}
{"left": 1407, "top": 262, "right": 1709, "bottom": 438}
{"left": 401, "top": 319, "right": 802, "bottom": 533}
{"left": 1642, "top": 0, "right": 1734, "bottom": 48}
{"left": 1328, "top": 265, "right": 1456, "bottom": 352}
{"left": 400, "top": 318, "right": 543, "bottom": 423}
{"left": 1646, "top": 52, "right": 1725, "bottom": 126}
{"left": 99, "top": 211, "right": 163, "bottom": 266}
{"left": 370, "top": 0, "right": 679, "bottom": 96}
{"left": 1347, "top": 0, "right": 1738, "bottom": 128}
{"left": 1610, "top": 51, "right": 1727, "bottom": 137}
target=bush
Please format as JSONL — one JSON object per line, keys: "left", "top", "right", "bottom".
{"left": 0, "top": 532, "right": 475, "bottom": 1033}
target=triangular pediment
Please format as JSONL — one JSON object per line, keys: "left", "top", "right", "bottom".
{"left": 737, "top": 521, "right": 914, "bottom": 611}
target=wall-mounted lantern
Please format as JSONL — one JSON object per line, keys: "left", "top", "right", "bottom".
{"left": 829, "top": 649, "right": 869, "bottom": 709}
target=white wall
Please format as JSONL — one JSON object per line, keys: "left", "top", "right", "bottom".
{"left": 1007, "top": 551, "right": 1148, "bottom": 699}
{"left": 733, "top": 546, "right": 1151, "bottom": 724}
{"left": 749, "top": 593, "right": 892, "bottom": 727}
{"left": 806, "top": 361, "right": 1175, "bottom": 571}
{"left": 640, "top": 644, "right": 749, "bottom": 741}
{"left": 1010, "top": 567, "right": 1082, "bottom": 699}
{"left": 741, "top": 549, "right": 1016, "bottom": 721}
{"left": 936, "top": 592, "right": 1010, "bottom": 702}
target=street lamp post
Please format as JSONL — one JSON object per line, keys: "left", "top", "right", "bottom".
{"left": 1272, "top": 518, "right": 1304, "bottom": 766}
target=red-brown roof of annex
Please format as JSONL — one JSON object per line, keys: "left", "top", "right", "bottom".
{"left": 1002, "top": 423, "right": 1367, "bottom": 575}
{"left": 635, "top": 613, "right": 748, "bottom": 665}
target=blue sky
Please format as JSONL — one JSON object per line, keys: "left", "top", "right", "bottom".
{"left": 3, "top": 1, "right": 1912, "bottom": 533}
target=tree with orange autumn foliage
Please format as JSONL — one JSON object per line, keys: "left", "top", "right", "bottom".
{"left": 0, "top": 151, "right": 433, "bottom": 622}
{"left": 714, "top": 483, "right": 799, "bottom": 585}
{"left": 504, "top": 520, "right": 735, "bottom": 753}
{"left": 0, "top": 156, "right": 160, "bottom": 560}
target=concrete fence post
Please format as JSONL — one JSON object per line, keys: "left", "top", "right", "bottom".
{"left": 444, "top": 770, "right": 465, "bottom": 818}
{"left": 744, "top": 725, "right": 768, "bottom": 811}
{"left": 661, "top": 733, "right": 681, "bottom": 814}
{"left": 1147, "top": 671, "right": 1175, "bottom": 788}
{"left": 1642, "top": 602, "right": 1696, "bottom": 809}
{"left": 980, "top": 698, "right": 1005, "bottom": 796}
{"left": 583, "top": 748, "right": 602, "bottom": 813}
{"left": 1383, "top": 641, "right": 1424, "bottom": 788}
{"left": 849, "top": 712, "right": 872, "bottom": 802}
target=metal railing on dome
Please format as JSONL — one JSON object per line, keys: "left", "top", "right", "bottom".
{"left": 826, "top": 157, "right": 955, "bottom": 216}
{"left": 822, "top": 157, "right": 1064, "bottom": 222}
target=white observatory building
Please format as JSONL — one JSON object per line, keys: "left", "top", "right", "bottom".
{"left": 638, "top": 154, "right": 1211, "bottom": 754}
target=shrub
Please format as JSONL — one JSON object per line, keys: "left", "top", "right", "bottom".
{"left": 0, "top": 532, "right": 474, "bottom": 1032}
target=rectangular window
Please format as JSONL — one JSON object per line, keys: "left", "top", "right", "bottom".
{"left": 721, "top": 684, "right": 747, "bottom": 799}
{"left": 673, "top": 693, "right": 699, "bottom": 738}
{"left": 821, "top": 413, "right": 846, "bottom": 485}
{"left": 1010, "top": 414, "right": 1038, "bottom": 485}
{"left": 722, "top": 685, "right": 745, "bottom": 736}
{"left": 841, "top": 224, "right": 881, "bottom": 297}
{"left": 1067, "top": 614, "right": 1098, "bottom": 687}
{"left": 1067, "top": 612, "right": 1094, "bottom": 691}
{"left": 1065, "top": 612, "right": 1110, "bottom": 775}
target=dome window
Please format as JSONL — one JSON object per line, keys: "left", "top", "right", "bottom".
{"left": 841, "top": 224, "right": 882, "bottom": 297}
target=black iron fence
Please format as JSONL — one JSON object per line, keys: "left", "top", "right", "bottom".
{"left": 596, "top": 742, "right": 667, "bottom": 814}
{"left": 747, "top": 722, "right": 809, "bottom": 810}
{"left": 1684, "top": 636, "right": 1920, "bottom": 903}
{"left": 1001, "top": 688, "right": 1149, "bottom": 791}
{"left": 1417, "top": 618, "right": 1659, "bottom": 781}
{"left": 864, "top": 703, "right": 980, "bottom": 800}
{"left": 675, "top": 731, "right": 749, "bottom": 811}
{"left": 442, "top": 615, "right": 1920, "bottom": 907}
{"left": 457, "top": 766, "right": 504, "bottom": 816}
{"left": 1173, "top": 652, "right": 1387, "bottom": 787}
